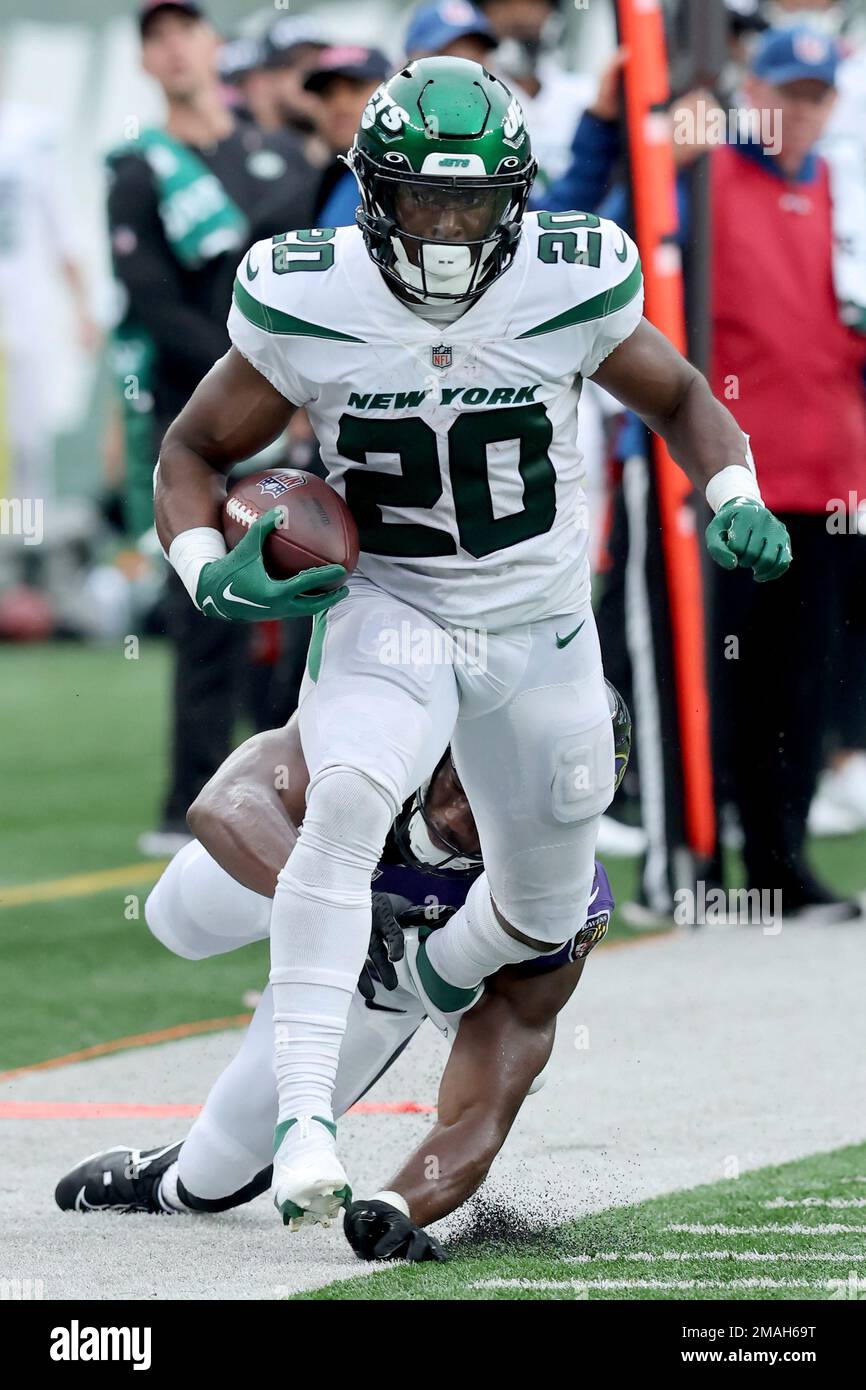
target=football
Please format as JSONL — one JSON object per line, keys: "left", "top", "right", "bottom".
{"left": 222, "top": 469, "right": 359, "bottom": 589}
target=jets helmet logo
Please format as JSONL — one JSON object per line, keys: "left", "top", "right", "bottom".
{"left": 431, "top": 344, "right": 452, "bottom": 370}
{"left": 502, "top": 96, "right": 526, "bottom": 146}
{"left": 361, "top": 88, "right": 411, "bottom": 138}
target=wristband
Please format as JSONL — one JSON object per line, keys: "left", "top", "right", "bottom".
{"left": 168, "top": 527, "right": 227, "bottom": 608}
{"left": 370, "top": 1189, "right": 410, "bottom": 1218}
{"left": 706, "top": 455, "right": 762, "bottom": 515}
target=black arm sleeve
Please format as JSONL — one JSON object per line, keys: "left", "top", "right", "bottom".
{"left": 107, "top": 156, "right": 229, "bottom": 385}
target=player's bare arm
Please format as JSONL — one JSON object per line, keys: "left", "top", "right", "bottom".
{"left": 384, "top": 958, "right": 584, "bottom": 1228}
{"left": 155, "top": 348, "right": 347, "bottom": 620}
{"left": 187, "top": 719, "right": 307, "bottom": 899}
{"left": 592, "top": 318, "right": 746, "bottom": 489}
{"left": 156, "top": 347, "right": 294, "bottom": 543}
{"left": 592, "top": 320, "right": 793, "bottom": 583}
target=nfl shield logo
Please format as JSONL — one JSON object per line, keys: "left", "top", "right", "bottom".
{"left": 431, "top": 343, "right": 452, "bottom": 371}
{"left": 257, "top": 473, "right": 307, "bottom": 499}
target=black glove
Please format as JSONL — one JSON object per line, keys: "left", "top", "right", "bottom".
{"left": 357, "top": 893, "right": 406, "bottom": 1001}
{"left": 343, "top": 1199, "right": 447, "bottom": 1263}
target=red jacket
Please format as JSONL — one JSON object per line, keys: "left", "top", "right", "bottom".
{"left": 710, "top": 143, "right": 866, "bottom": 515}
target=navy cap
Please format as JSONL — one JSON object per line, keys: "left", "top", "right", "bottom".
{"left": 303, "top": 45, "right": 391, "bottom": 94}
{"left": 264, "top": 15, "right": 330, "bottom": 69}
{"left": 724, "top": 0, "right": 767, "bottom": 36}
{"left": 405, "top": 1, "right": 496, "bottom": 59}
{"left": 218, "top": 35, "right": 266, "bottom": 84}
{"left": 751, "top": 25, "right": 839, "bottom": 87}
{"left": 139, "top": 1, "right": 204, "bottom": 37}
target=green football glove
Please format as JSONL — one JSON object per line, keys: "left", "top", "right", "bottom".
{"left": 705, "top": 497, "right": 792, "bottom": 583}
{"left": 196, "top": 508, "right": 348, "bottom": 621}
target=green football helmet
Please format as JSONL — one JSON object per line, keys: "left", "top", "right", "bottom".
{"left": 347, "top": 55, "right": 536, "bottom": 304}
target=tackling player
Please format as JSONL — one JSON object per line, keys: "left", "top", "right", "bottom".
{"left": 153, "top": 56, "right": 792, "bottom": 1226}
{"left": 55, "top": 688, "right": 629, "bottom": 1262}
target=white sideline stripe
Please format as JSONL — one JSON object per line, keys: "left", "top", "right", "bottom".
{"left": 566, "top": 1251, "right": 866, "bottom": 1264}
{"left": 665, "top": 1223, "right": 866, "bottom": 1235}
{"left": 764, "top": 1198, "right": 866, "bottom": 1209}
{"left": 471, "top": 1277, "right": 832, "bottom": 1291}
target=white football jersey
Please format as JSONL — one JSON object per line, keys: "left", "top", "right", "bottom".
{"left": 228, "top": 212, "right": 643, "bottom": 630}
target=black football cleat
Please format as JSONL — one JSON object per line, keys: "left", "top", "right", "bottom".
{"left": 55, "top": 1142, "right": 182, "bottom": 1214}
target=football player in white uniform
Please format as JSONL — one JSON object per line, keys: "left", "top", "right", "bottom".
{"left": 154, "top": 57, "right": 792, "bottom": 1227}
{"left": 55, "top": 690, "right": 628, "bottom": 1261}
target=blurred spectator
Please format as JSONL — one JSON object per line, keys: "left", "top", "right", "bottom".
{"left": 475, "top": 0, "right": 594, "bottom": 191}
{"left": 107, "top": 0, "right": 319, "bottom": 855}
{"left": 708, "top": 26, "right": 866, "bottom": 920}
{"left": 0, "top": 91, "right": 98, "bottom": 635}
{"left": 539, "top": 45, "right": 628, "bottom": 215}
{"left": 716, "top": 3, "right": 771, "bottom": 110}
{"left": 261, "top": 15, "right": 331, "bottom": 142}
{"left": 404, "top": 1, "right": 498, "bottom": 63}
{"left": 807, "top": 12, "right": 866, "bottom": 831}
{"left": 0, "top": 102, "right": 96, "bottom": 504}
{"left": 217, "top": 33, "right": 270, "bottom": 121}
{"left": 762, "top": 1, "right": 852, "bottom": 35}
{"left": 303, "top": 46, "right": 391, "bottom": 226}
{"left": 218, "top": 21, "right": 333, "bottom": 177}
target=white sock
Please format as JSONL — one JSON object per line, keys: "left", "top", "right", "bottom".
{"left": 156, "top": 1161, "right": 191, "bottom": 1214}
{"left": 269, "top": 768, "right": 393, "bottom": 1126}
{"left": 425, "top": 872, "right": 545, "bottom": 988}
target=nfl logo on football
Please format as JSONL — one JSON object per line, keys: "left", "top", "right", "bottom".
{"left": 257, "top": 474, "right": 306, "bottom": 499}
{"left": 431, "top": 343, "right": 452, "bottom": 371}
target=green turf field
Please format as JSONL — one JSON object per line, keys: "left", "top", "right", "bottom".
{"left": 297, "top": 1142, "right": 866, "bottom": 1301}
{"left": 1, "top": 643, "right": 864, "bottom": 1071}
{"left": 0, "top": 642, "right": 267, "bottom": 1069}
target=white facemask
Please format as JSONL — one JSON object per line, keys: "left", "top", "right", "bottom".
{"left": 391, "top": 235, "right": 495, "bottom": 301}
{"left": 405, "top": 782, "right": 481, "bottom": 874}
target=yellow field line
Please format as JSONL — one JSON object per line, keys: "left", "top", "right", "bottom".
{"left": 0, "top": 923, "right": 675, "bottom": 1083}
{"left": 0, "top": 1014, "right": 253, "bottom": 1082}
{"left": 0, "top": 861, "right": 168, "bottom": 909}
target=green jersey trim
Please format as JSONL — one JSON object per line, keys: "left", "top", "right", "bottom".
{"left": 306, "top": 611, "right": 328, "bottom": 684}
{"left": 516, "top": 260, "right": 643, "bottom": 339}
{"left": 232, "top": 278, "right": 366, "bottom": 343}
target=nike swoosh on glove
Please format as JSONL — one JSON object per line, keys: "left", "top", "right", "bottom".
{"left": 344, "top": 1199, "right": 447, "bottom": 1263}
{"left": 705, "top": 497, "right": 792, "bottom": 583}
{"left": 196, "top": 508, "right": 348, "bottom": 620}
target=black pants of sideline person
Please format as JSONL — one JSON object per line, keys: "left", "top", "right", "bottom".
{"left": 709, "top": 511, "right": 866, "bottom": 898}
{"left": 161, "top": 567, "right": 249, "bottom": 827}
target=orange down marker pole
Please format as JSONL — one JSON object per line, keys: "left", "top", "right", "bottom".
{"left": 616, "top": 0, "right": 715, "bottom": 857}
